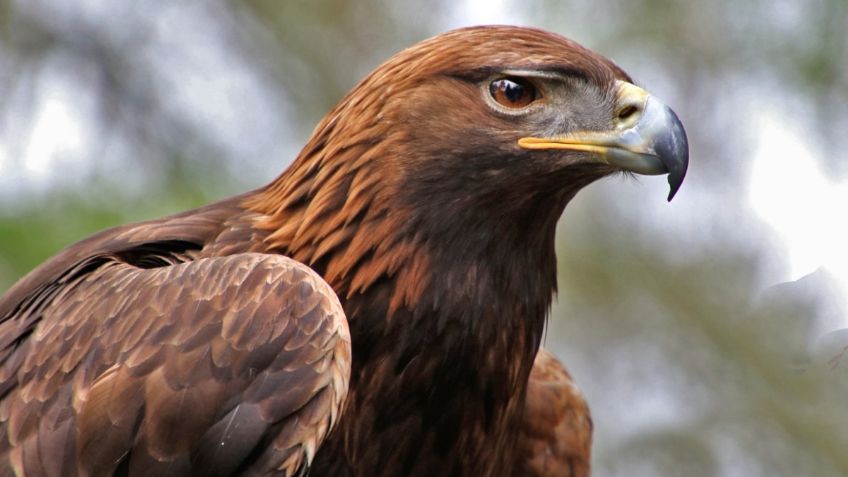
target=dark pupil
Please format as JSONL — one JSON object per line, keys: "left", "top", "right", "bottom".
{"left": 500, "top": 80, "right": 524, "bottom": 102}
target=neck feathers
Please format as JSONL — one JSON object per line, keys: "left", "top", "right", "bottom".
{"left": 244, "top": 111, "right": 562, "bottom": 476}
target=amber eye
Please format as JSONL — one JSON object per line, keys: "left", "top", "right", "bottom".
{"left": 489, "top": 77, "right": 538, "bottom": 109}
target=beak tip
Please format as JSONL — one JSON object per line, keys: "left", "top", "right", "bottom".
{"left": 667, "top": 173, "right": 685, "bottom": 201}
{"left": 665, "top": 152, "right": 687, "bottom": 201}
{"left": 658, "top": 105, "right": 689, "bottom": 202}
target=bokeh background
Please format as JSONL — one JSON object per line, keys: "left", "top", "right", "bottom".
{"left": 1, "top": 1, "right": 847, "bottom": 475}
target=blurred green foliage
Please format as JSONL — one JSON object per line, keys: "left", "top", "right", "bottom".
{"left": 553, "top": 204, "right": 848, "bottom": 475}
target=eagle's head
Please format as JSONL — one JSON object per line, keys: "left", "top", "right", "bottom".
{"left": 254, "top": 26, "right": 688, "bottom": 302}
{"left": 300, "top": 26, "right": 687, "bottom": 217}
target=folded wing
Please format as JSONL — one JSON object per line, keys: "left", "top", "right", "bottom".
{"left": 515, "top": 348, "right": 592, "bottom": 477}
{"left": 0, "top": 253, "right": 350, "bottom": 477}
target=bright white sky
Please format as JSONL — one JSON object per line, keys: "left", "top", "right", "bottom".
{"left": 749, "top": 109, "right": 848, "bottom": 315}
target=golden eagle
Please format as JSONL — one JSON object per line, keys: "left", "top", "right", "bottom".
{"left": 0, "top": 26, "right": 687, "bottom": 476}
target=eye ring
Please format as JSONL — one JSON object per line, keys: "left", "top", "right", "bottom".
{"left": 488, "top": 77, "right": 539, "bottom": 109}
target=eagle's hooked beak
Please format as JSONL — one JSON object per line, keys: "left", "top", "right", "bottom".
{"left": 518, "top": 80, "right": 689, "bottom": 201}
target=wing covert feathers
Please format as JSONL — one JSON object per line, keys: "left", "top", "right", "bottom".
{"left": 0, "top": 253, "right": 351, "bottom": 477}
{"left": 515, "top": 348, "right": 592, "bottom": 477}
